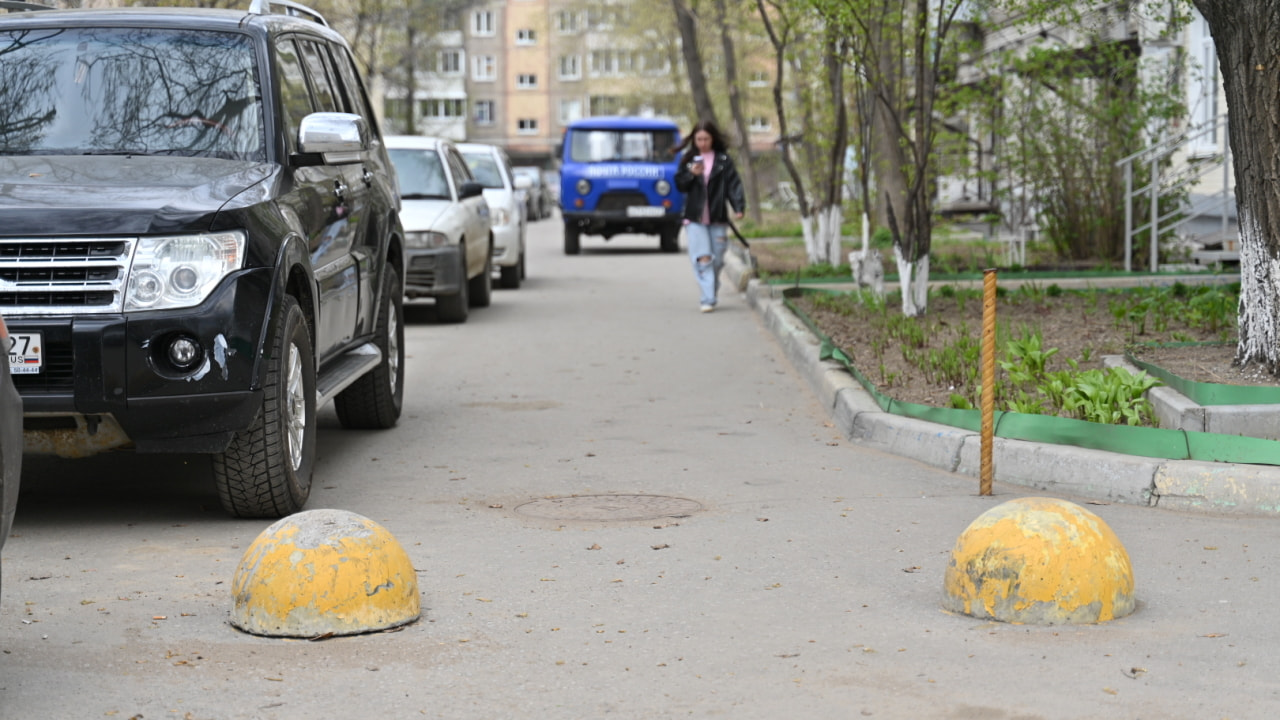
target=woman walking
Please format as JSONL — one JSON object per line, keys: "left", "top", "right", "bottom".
{"left": 674, "top": 120, "right": 746, "bottom": 313}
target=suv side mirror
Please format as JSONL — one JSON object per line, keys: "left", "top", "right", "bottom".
{"left": 299, "top": 112, "right": 369, "bottom": 162}
{"left": 459, "top": 181, "right": 484, "bottom": 199}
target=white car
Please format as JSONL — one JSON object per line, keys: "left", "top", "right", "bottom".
{"left": 386, "top": 135, "right": 493, "bottom": 323}
{"left": 457, "top": 142, "right": 527, "bottom": 289}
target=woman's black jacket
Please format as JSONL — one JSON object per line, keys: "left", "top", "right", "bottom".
{"left": 674, "top": 151, "right": 746, "bottom": 224}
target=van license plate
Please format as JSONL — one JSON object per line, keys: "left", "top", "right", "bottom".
{"left": 8, "top": 332, "right": 42, "bottom": 374}
{"left": 626, "top": 206, "right": 664, "bottom": 217}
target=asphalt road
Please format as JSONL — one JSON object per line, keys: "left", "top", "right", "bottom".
{"left": 3, "top": 216, "right": 1279, "bottom": 719}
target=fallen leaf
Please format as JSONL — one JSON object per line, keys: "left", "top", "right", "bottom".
{"left": 1199, "top": 633, "right": 1228, "bottom": 638}
{"left": 488, "top": 504, "right": 503, "bottom": 509}
{"left": 1204, "top": 546, "right": 1218, "bottom": 551}
{"left": 1122, "top": 667, "right": 1147, "bottom": 679}
{"left": 757, "top": 517, "right": 769, "bottom": 522}
{"left": 587, "top": 544, "right": 602, "bottom": 550}
{"left": 152, "top": 616, "right": 167, "bottom": 620}
{"left": 265, "top": 677, "right": 284, "bottom": 682}
{"left": 651, "top": 544, "right": 670, "bottom": 550}
{"left": 902, "top": 566, "right": 922, "bottom": 573}
{"left": 308, "top": 632, "right": 335, "bottom": 642}
{"left": 1102, "top": 687, "right": 1118, "bottom": 695}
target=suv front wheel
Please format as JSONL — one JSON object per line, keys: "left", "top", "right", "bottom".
{"left": 213, "top": 296, "right": 316, "bottom": 518}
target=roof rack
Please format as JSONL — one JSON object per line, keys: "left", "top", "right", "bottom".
{"left": 0, "top": 1, "right": 53, "bottom": 12}
{"left": 247, "top": 0, "right": 328, "bottom": 27}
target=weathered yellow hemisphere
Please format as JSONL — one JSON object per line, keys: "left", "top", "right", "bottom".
{"left": 231, "top": 509, "right": 421, "bottom": 637}
{"left": 941, "top": 497, "right": 1135, "bottom": 625}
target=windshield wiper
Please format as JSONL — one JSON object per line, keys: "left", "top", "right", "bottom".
{"left": 80, "top": 149, "right": 153, "bottom": 157}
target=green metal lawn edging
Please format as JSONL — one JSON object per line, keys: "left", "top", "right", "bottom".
{"left": 783, "top": 291, "right": 1280, "bottom": 466}
{"left": 1125, "top": 343, "right": 1280, "bottom": 406}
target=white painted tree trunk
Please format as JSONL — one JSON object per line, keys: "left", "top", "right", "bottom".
{"left": 807, "top": 205, "right": 844, "bottom": 265}
{"left": 801, "top": 214, "right": 818, "bottom": 262}
{"left": 1236, "top": 210, "right": 1280, "bottom": 369}
{"left": 893, "top": 244, "right": 930, "bottom": 317}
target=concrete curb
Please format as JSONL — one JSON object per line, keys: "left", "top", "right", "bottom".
{"left": 727, "top": 246, "right": 1280, "bottom": 516}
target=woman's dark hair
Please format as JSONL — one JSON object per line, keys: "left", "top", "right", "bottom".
{"left": 675, "top": 120, "right": 729, "bottom": 163}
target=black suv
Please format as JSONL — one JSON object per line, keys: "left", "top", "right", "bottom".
{"left": 0, "top": 0, "right": 405, "bottom": 517}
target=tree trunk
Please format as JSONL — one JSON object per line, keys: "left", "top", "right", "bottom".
{"left": 672, "top": 0, "right": 719, "bottom": 126}
{"left": 713, "top": 0, "right": 762, "bottom": 224}
{"left": 1194, "top": 0, "right": 1280, "bottom": 372}
{"left": 756, "top": 0, "right": 812, "bottom": 237}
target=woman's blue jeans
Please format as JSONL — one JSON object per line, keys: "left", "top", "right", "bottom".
{"left": 685, "top": 222, "right": 728, "bottom": 306}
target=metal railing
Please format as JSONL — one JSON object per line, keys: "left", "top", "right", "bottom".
{"left": 1116, "top": 114, "right": 1233, "bottom": 272}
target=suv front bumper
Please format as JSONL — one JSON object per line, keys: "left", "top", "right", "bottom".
{"left": 10, "top": 268, "right": 272, "bottom": 455}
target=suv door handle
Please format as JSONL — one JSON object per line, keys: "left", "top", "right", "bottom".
{"left": 333, "top": 180, "right": 348, "bottom": 200}
{"left": 362, "top": 168, "right": 374, "bottom": 186}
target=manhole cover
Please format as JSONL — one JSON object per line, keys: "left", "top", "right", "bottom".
{"left": 514, "top": 494, "right": 702, "bottom": 522}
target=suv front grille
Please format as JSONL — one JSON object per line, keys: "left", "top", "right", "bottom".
{"left": 596, "top": 191, "right": 650, "bottom": 212}
{"left": 0, "top": 238, "right": 134, "bottom": 314}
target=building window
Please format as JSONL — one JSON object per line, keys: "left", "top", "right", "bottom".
{"left": 427, "top": 99, "right": 465, "bottom": 118}
{"left": 473, "top": 55, "right": 496, "bottom": 81}
{"left": 589, "top": 95, "right": 619, "bottom": 116}
{"left": 517, "top": 118, "right": 538, "bottom": 134}
{"left": 558, "top": 55, "right": 581, "bottom": 81}
{"left": 516, "top": 73, "right": 538, "bottom": 89}
{"left": 471, "top": 10, "right": 494, "bottom": 36}
{"left": 516, "top": 28, "right": 537, "bottom": 45}
{"left": 749, "top": 71, "right": 769, "bottom": 87}
{"left": 438, "top": 50, "right": 462, "bottom": 75}
{"left": 748, "top": 116, "right": 772, "bottom": 132}
{"left": 556, "top": 10, "right": 580, "bottom": 34}
{"left": 559, "top": 99, "right": 582, "bottom": 124}
{"left": 590, "top": 50, "right": 634, "bottom": 77}
{"left": 473, "top": 100, "right": 495, "bottom": 125}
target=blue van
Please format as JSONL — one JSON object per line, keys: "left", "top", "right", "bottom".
{"left": 559, "top": 116, "right": 685, "bottom": 254}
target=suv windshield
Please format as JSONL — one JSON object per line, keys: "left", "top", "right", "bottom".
{"left": 0, "top": 27, "right": 265, "bottom": 161}
{"left": 569, "top": 130, "right": 676, "bottom": 163}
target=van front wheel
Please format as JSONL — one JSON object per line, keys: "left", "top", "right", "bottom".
{"left": 564, "top": 223, "right": 581, "bottom": 255}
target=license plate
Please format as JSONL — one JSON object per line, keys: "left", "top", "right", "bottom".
{"left": 8, "top": 332, "right": 42, "bottom": 374}
{"left": 626, "top": 206, "right": 665, "bottom": 218}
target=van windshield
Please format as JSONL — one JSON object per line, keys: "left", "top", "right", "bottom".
{"left": 0, "top": 27, "right": 265, "bottom": 161}
{"left": 569, "top": 129, "right": 676, "bottom": 163}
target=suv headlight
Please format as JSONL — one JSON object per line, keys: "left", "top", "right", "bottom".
{"left": 125, "top": 231, "right": 246, "bottom": 311}
{"left": 405, "top": 231, "right": 450, "bottom": 249}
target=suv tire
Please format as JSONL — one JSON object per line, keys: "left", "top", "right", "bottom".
{"left": 660, "top": 225, "right": 680, "bottom": 253}
{"left": 213, "top": 295, "right": 315, "bottom": 518}
{"left": 336, "top": 267, "right": 404, "bottom": 429}
{"left": 564, "top": 223, "right": 581, "bottom": 255}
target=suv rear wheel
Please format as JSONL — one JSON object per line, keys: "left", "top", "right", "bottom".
{"left": 213, "top": 295, "right": 315, "bottom": 518}
{"left": 336, "top": 267, "right": 404, "bottom": 429}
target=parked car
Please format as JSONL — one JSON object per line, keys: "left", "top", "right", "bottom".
{"left": 513, "top": 166, "right": 552, "bottom": 220}
{"left": 559, "top": 116, "right": 685, "bottom": 254}
{"left": 385, "top": 136, "right": 493, "bottom": 323}
{"left": 0, "top": 0, "right": 405, "bottom": 518}
{"left": 0, "top": 312, "right": 21, "bottom": 602}
{"left": 457, "top": 143, "right": 527, "bottom": 289}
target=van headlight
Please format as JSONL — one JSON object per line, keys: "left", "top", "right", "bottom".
{"left": 576, "top": 179, "right": 591, "bottom": 195}
{"left": 655, "top": 179, "right": 671, "bottom": 196}
{"left": 125, "top": 231, "right": 246, "bottom": 311}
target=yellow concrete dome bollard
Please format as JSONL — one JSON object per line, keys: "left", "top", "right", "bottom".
{"left": 941, "top": 497, "right": 1135, "bottom": 625}
{"left": 231, "top": 509, "right": 421, "bottom": 637}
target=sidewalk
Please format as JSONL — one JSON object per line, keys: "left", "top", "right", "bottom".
{"left": 724, "top": 247, "right": 1280, "bottom": 516}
